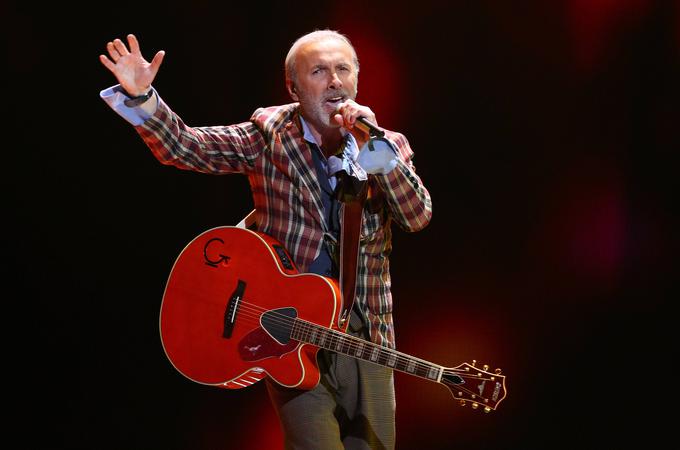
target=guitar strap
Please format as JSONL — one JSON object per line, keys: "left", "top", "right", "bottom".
{"left": 334, "top": 172, "right": 369, "bottom": 331}
{"left": 236, "top": 171, "right": 369, "bottom": 332}
{"left": 235, "top": 209, "right": 257, "bottom": 229}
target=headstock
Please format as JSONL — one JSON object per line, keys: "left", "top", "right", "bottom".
{"left": 440, "top": 360, "right": 507, "bottom": 412}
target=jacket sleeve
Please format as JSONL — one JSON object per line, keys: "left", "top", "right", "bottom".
{"left": 374, "top": 131, "right": 432, "bottom": 232}
{"left": 135, "top": 95, "right": 265, "bottom": 174}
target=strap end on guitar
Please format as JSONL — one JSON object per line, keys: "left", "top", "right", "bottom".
{"left": 236, "top": 209, "right": 257, "bottom": 229}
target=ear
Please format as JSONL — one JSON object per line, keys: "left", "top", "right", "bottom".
{"left": 286, "top": 79, "right": 299, "bottom": 101}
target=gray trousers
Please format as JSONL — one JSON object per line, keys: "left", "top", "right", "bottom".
{"left": 266, "top": 314, "right": 396, "bottom": 450}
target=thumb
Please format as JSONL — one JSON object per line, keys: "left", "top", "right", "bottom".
{"left": 149, "top": 50, "right": 165, "bottom": 75}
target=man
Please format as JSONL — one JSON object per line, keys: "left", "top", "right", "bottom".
{"left": 100, "top": 30, "right": 432, "bottom": 449}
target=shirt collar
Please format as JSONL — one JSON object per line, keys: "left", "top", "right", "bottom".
{"left": 299, "top": 114, "right": 351, "bottom": 147}
{"left": 298, "top": 115, "right": 318, "bottom": 145}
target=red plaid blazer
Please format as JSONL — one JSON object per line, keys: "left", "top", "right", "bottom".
{"left": 137, "top": 99, "right": 432, "bottom": 348}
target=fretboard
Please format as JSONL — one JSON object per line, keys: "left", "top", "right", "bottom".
{"left": 291, "top": 318, "right": 442, "bottom": 382}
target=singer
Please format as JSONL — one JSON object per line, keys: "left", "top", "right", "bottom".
{"left": 99, "top": 29, "right": 432, "bottom": 450}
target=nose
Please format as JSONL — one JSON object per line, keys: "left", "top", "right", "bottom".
{"left": 329, "top": 72, "right": 343, "bottom": 90}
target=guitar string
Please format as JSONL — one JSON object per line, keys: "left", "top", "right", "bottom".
{"left": 220, "top": 299, "right": 454, "bottom": 376}
{"left": 443, "top": 382, "right": 489, "bottom": 403}
{"left": 235, "top": 302, "right": 500, "bottom": 402}
{"left": 231, "top": 305, "right": 494, "bottom": 403}
{"left": 265, "top": 308, "right": 501, "bottom": 405}
{"left": 218, "top": 296, "right": 439, "bottom": 375}
{"left": 177, "top": 297, "right": 497, "bottom": 403}
{"left": 233, "top": 300, "right": 437, "bottom": 371}
{"left": 176, "top": 233, "right": 500, "bottom": 404}
{"left": 232, "top": 304, "right": 439, "bottom": 375}
{"left": 207, "top": 286, "right": 499, "bottom": 385}
{"left": 439, "top": 368, "right": 494, "bottom": 401}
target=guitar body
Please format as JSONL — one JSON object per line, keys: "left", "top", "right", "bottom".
{"left": 161, "top": 226, "right": 508, "bottom": 411}
{"left": 160, "top": 226, "right": 342, "bottom": 390}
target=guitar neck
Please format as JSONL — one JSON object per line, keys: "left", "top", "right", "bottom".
{"left": 291, "top": 318, "right": 443, "bottom": 382}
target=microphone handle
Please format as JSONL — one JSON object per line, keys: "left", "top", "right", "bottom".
{"left": 356, "top": 117, "right": 385, "bottom": 138}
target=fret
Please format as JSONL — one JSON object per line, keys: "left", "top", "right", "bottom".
{"left": 406, "top": 359, "right": 416, "bottom": 373}
{"left": 293, "top": 321, "right": 444, "bottom": 384}
{"left": 290, "top": 321, "right": 303, "bottom": 340}
{"left": 318, "top": 329, "right": 327, "bottom": 346}
{"left": 335, "top": 335, "right": 344, "bottom": 352}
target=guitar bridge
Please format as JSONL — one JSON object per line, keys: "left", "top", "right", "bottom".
{"left": 223, "top": 280, "right": 246, "bottom": 338}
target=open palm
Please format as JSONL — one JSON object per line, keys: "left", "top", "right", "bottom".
{"left": 100, "top": 34, "right": 165, "bottom": 97}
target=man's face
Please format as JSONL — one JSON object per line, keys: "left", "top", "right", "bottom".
{"left": 289, "top": 38, "right": 358, "bottom": 130}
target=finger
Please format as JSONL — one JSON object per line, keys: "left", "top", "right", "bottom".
{"left": 127, "top": 34, "right": 141, "bottom": 55}
{"left": 343, "top": 107, "right": 356, "bottom": 127}
{"left": 336, "top": 102, "right": 353, "bottom": 127}
{"left": 106, "top": 42, "right": 121, "bottom": 61}
{"left": 149, "top": 50, "right": 165, "bottom": 75}
{"left": 113, "top": 38, "right": 130, "bottom": 56}
{"left": 99, "top": 54, "right": 116, "bottom": 72}
{"left": 335, "top": 105, "right": 350, "bottom": 128}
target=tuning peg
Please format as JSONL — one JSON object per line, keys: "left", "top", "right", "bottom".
{"left": 471, "top": 402, "right": 479, "bottom": 410}
{"left": 495, "top": 368, "right": 502, "bottom": 374}
{"left": 484, "top": 406, "right": 491, "bottom": 413}
{"left": 483, "top": 364, "right": 489, "bottom": 371}
{"left": 460, "top": 400, "right": 466, "bottom": 407}
{"left": 471, "top": 359, "right": 477, "bottom": 367}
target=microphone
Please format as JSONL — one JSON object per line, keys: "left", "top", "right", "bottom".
{"left": 355, "top": 116, "right": 385, "bottom": 138}
{"left": 333, "top": 104, "right": 385, "bottom": 138}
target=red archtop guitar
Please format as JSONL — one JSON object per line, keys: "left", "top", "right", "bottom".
{"left": 160, "top": 226, "right": 507, "bottom": 412}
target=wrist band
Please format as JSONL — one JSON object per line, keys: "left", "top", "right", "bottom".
{"left": 123, "top": 88, "right": 154, "bottom": 107}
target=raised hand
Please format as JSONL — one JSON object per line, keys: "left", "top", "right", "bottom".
{"left": 100, "top": 34, "right": 165, "bottom": 97}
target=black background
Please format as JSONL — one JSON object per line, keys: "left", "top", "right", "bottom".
{"left": 7, "top": 1, "right": 678, "bottom": 449}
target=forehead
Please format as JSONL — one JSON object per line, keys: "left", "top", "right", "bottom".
{"left": 295, "top": 38, "right": 355, "bottom": 68}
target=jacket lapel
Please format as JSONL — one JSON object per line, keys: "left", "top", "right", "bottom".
{"left": 270, "top": 115, "right": 329, "bottom": 231}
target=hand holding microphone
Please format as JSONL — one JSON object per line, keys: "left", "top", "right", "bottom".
{"left": 333, "top": 100, "right": 397, "bottom": 175}
{"left": 355, "top": 116, "right": 385, "bottom": 138}
{"left": 333, "top": 100, "right": 385, "bottom": 141}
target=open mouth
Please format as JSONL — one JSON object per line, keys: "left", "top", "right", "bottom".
{"left": 325, "top": 96, "right": 345, "bottom": 107}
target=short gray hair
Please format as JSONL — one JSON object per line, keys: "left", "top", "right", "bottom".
{"left": 285, "top": 29, "right": 360, "bottom": 84}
